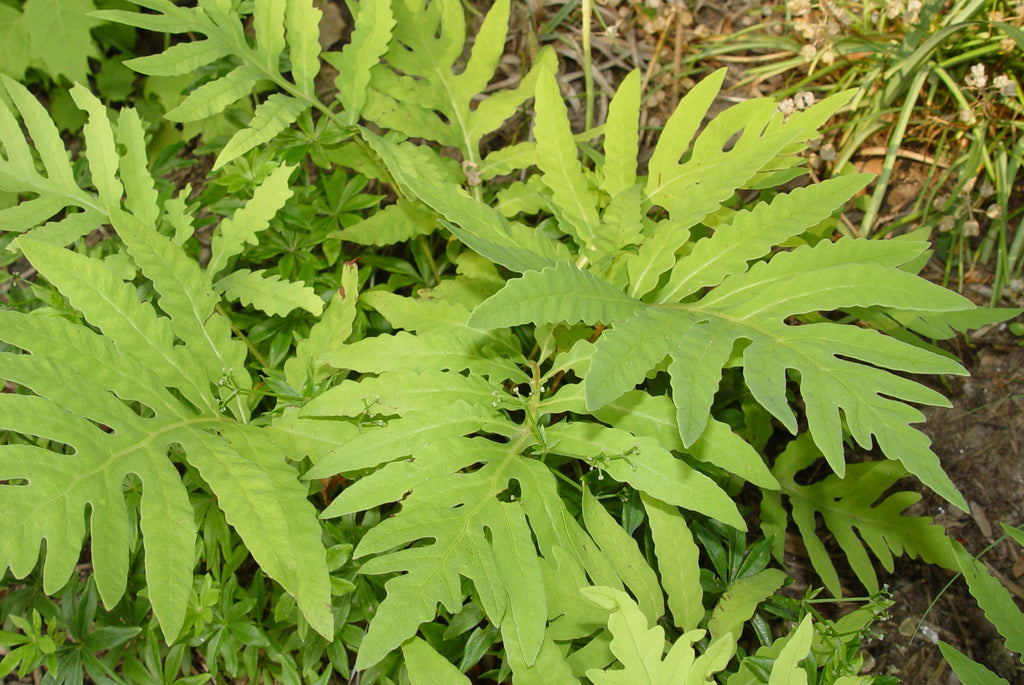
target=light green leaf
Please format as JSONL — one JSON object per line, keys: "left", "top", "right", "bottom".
{"left": 363, "top": 129, "right": 563, "bottom": 272}
{"left": 767, "top": 435, "right": 956, "bottom": 596}
{"left": 207, "top": 163, "right": 295, "bottom": 274}
{"left": 183, "top": 427, "right": 332, "bottom": 638}
{"left": 17, "top": 238, "right": 217, "bottom": 415}
{"left": 302, "top": 369, "right": 498, "bottom": 419}
{"left": 285, "top": 0, "right": 321, "bottom": 97}
{"left": 22, "top": 0, "right": 99, "bottom": 84}
{"left": 124, "top": 39, "right": 232, "bottom": 77}
{"left": 116, "top": 109, "right": 160, "bottom": 226}
{"left": 601, "top": 70, "right": 640, "bottom": 198}
{"left": 216, "top": 268, "right": 323, "bottom": 317}
{"left": 642, "top": 495, "right": 703, "bottom": 630}
{"left": 215, "top": 94, "right": 309, "bottom": 170}
{"left": 403, "top": 638, "right": 471, "bottom": 685}
{"left": 111, "top": 209, "right": 250, "bottom": 419}
{"left": 321, "top": 435, "right": 547, "bottom": 670}
{"left": 593, "top": 392, "right": 776, "bottom": 489}
{"left": 363, "top": 0, "right": 552, "bottom": 165}
{"left": 284, "top": 260, "right": 359, "bottom": 388}
{"left": 327, "top": 0, "right": 394, "bottom": 124}
{"left": 646, "top": 68, "right": 727, "bottom": 193}
{"left": 340, "top": 199, "right": 438, "bottom": 246}
{"left": 0, "top": 6, "right": 30, "bottom": 79}
{"left": 655, "top": 174, "right": 873, "bottom": 303}
{"left": 534, "top": 68, "right": 599, "bottom": 246}
{"left": 253, "top": 0, "right": 286, "bottom": 67}
{"left": 164, "top": 65, "right": 264, "bottom": 122}
{"left": 70, "top": 85, "right": 123, "bottom": 210}
{"left": 582, "top": 488, "right": 664, "bottom": 624}
{"left": 767, "top": 615, "right": 813, "bottom": 685}
{"left": 582, "top": 587, "right": 708, "bottom": 685}
{"left": 545, "top": 422, "right": 745, "bottom": 529}
{"left": 1, "top": 75, "right": 89, "bottom": 203}
{"left": 709, "top": 569, "right": 788, "bottom": 642}
{"left": 469, "top": 262, "right": 644, "bottom": 329}
{"left": 939, "top": 642, "right": 1011, "bottom": 685}
{"left": 953, "top": 542, "right": 1024, "bottom": 657}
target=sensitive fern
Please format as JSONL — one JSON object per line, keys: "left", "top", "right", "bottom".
{"left": 0, "top": 84, "right": 331, "bottom": 640}
{"left": 1, "top": 0, "right": 1013, "bottom": 680}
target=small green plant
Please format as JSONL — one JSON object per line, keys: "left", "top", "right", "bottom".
{"left": 0, "top": 0, "right": 1017, "bottom": 681}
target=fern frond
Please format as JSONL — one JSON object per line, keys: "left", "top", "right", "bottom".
{"left": 300, "top": 277, "right": 738, "bottom": 671}
{"left": 97, "top": 0, "right": 321, "bottom": 168}
{"left": 760, "top": 435, "right": 956, "bottom": 596}
{"left": 1, "top": 237, "right": 330, "bottom": 638}
{"left": 362, "top": 0, "right": 556, "bottom": 172}
{"left": 215, "top": 268, "right": 323, "bottom": 317}
{"left": 469, "top": 236, "right": 974, "bottom": 508}
{"left": 582, "top": 587, "right": 735, "bottom": 685}
{"left": 284, "top": 260, "right": 360, "bottom": 389}
{"left": 544, "top": 422, "right": 744, "bottom": 529}
{"left": 324, "top": 0, "right": 395, "bottom": 126}
{"left": 206, "top": 164, "right": 296, "bottom": 275}
{"left": 365, "top": 130, "right": 567, "bottom": 272}
{"left": 0, "top": 76, "right": 104, "bottom": 240}
{"left": 952, "top": 540, "right": 1024, "bottom": 657}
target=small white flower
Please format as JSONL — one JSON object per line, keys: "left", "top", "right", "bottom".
{"left": 938, "top": 215, "right": 956, "bottom": 232}
{"left": 794, "top": 91, "right": 815, "bottom": 109}
{"left": 778, "top": 98, "right": 797, "bottom": 115}
{"left": 986, "top": 204, "right": 1002, "bottom": 219}
{"left": 994, "top": 74, "right": 1018, "bottom": 97}
{"left": 965, "top": 63, "right": 988, "bottom": 88}
{"left": 820, "top": 143, "right": 837, "bottom": 161}
{"left": 903, "top": 0, "right": 922, "bottom": 22}
{"left": 885, "top": 0, "right": 904, "bottom": 19}
{"left": 799, "top": 43, "right": 817, "bottom": 61}
{"left": 963, "top": 219, "right": 980, "bottom": 237}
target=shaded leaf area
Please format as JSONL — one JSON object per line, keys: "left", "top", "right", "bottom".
{"left": 761, "top": 435, "right": 956, "bottom": 597}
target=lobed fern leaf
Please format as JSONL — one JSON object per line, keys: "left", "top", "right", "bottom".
{"left": 361, "top": 0, "right": 556, "bottom": 178}
{"left": 760, "top": 435, "right": 956, "bottom": 596}
{"left": 582, "top": 587, "right": 735, "bottom": 684}
{"left": 300, "top": 277, "right": 749, "bottom": 672}
{"left": 952, "top": 540, "right": 1024, "bottom": 658}
{"left": 0, "top": 241, "right": 331, "bottom": 640}
{"left": 469, "top": 238, "right": 975, "bottom": 509}
{"left": 0, "top": 76, "right": 105, "bottom": 241}
{"left": 206, "top": 163, "right": 296, "bottom": 275}
{"left": 0, "top": 87, "right": 331, "bottom": 641}
{"left": 97, "top": 0, "right": 323, "bottom": 169}
{"left": 215, "top": 268, "right": 323, "bottom": 317}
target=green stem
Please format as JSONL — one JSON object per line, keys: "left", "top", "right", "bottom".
{"left": 216, "top": 303, "right": 269, "bottom": 369}
{"left": 581, "top": 0, "right": 594, "bottom": 130}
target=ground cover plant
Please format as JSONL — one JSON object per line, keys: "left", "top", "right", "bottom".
{"left": 0, "top": 0, "right": 1021, "bottom": 682}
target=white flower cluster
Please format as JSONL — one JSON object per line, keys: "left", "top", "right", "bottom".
{"left": 777, "top": 91, "right": 816, "bottom": 116}
{"left": 964, "top": 63, "right": 1018, "bottom": 97}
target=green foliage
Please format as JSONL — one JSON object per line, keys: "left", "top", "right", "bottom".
{"left": 0, "top": 81, "right": 331, "bottom": 641}
{"left": 1, "top": 0, "right": 1015, "bottom": 681}
{"left": 0, "top": 0, "right": 100, "bottom": 84}
{"left": 939, "top": 528, "right": 1024, "bottom": 683}
{"left": 761, "top": 435, "right": 957, "bottom": 597}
